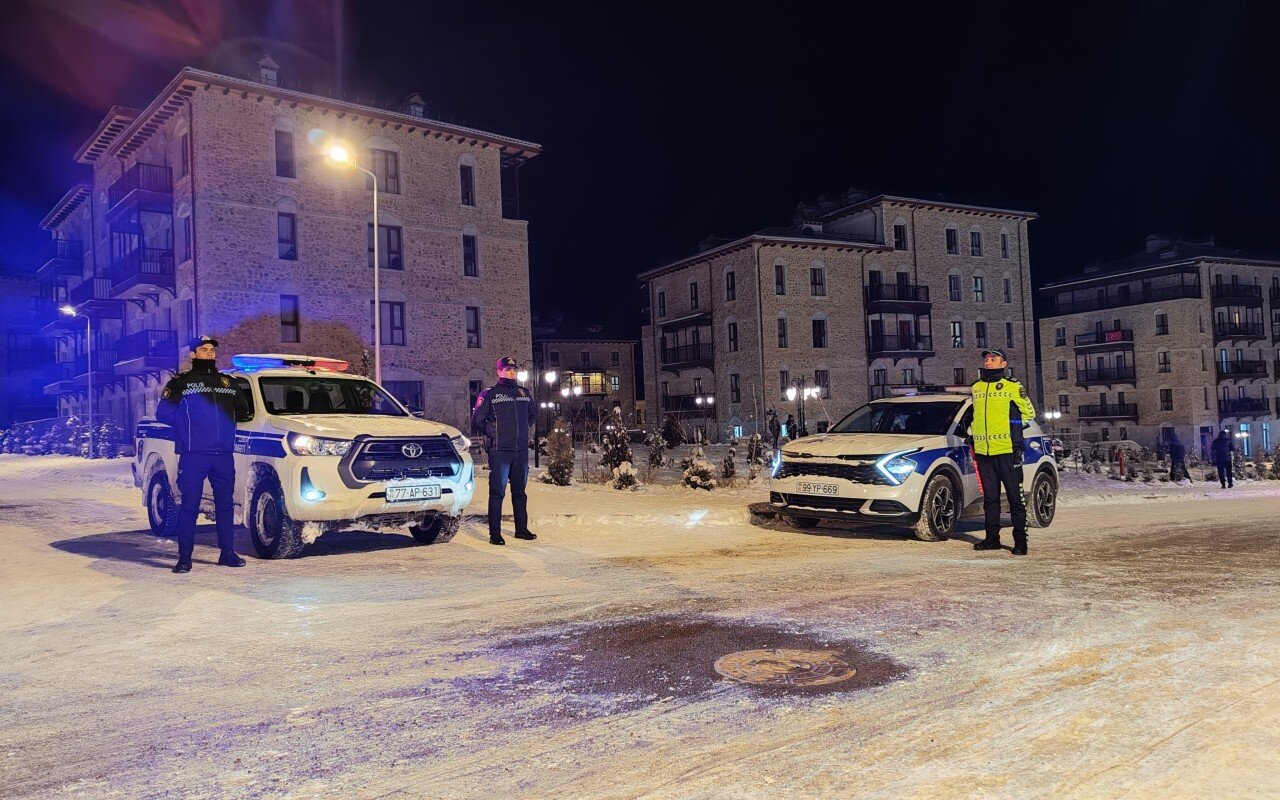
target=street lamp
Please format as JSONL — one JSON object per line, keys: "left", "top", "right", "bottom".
{"left": 324, "top": 141, "right": 383, "bottom": 384}
{"left": 785, "top": 378, "right": 819, "bottom": 438}
{"left": 1043, "top": 409, "right": 1062, "bottom": 435}
{"left": 693, "top": 394, "right": 715, "bottom": 443}
{"left": 59, "top": 304, "right": 93, "bottom": 459}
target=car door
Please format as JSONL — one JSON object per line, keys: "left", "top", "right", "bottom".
{"left": 947, "top": 401, "right": 980, "bottom": 507}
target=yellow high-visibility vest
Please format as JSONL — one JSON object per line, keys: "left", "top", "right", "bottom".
{"left": 970, "top": 377, "right": 1037, "bottom": 456}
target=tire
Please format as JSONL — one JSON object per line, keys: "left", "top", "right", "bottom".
{"left": 248, "top": 477, "right": 306, "bottom": 559}
{"left": 913, "top": 473, "right": 958, "bottom": 541}
{"left": 783, "top": 514, "right": 821, "bottom": 530}
{"left": 146, "top": 472, "right": 179, "bottom": 538}
{"left": 1028, "top": 470, "right": 1058, "bottom": 528}
{"left": 409, "top": 513, "right": 461, "bottom": 545}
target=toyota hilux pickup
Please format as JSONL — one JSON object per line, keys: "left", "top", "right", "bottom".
{"left": 769, "top": 388, "right": 1058, "bottom": 541}
{"left": 133, "top": 354, "right": 475, "bottom": 558}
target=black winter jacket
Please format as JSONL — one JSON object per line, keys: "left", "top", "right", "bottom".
{"left": 470, "top": 378, "right": 535, "bottom": 453}
{"left": 1210, "top": 435, "right": 1234, "bottom": 464}
{"left": 156, "top": 360, "right": 250, "bottom": 454}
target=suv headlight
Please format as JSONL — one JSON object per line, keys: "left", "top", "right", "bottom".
{"left": 771, "top": 450, "right": 784, "bottom": 478}
{"left": 450, "top": 434, "right": 471, "bottom": 454}
{"left": 288, "top": 434, "right": 353, "bottom": 457}
{"left": 875, "top": 450, "right": 919, "bottom": 485}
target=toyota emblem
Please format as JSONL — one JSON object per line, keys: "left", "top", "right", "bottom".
{"left": 401, "top": 443, "right": 424, "bottom": 458}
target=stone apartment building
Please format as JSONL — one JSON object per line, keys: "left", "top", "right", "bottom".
{"left": 530, "top": 318, "right": 640, "bottom": 427}
{"left": 1039, "top": 235, "right": 1280, "bottom": 458}
{"left": 638, "top": 189, "right": 1037, "bottom": 440}
{"left": 36, "top": 56, "right": 540, "bottom": 434}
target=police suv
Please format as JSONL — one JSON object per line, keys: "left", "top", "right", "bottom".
{"left": 134, "top": 354, "right": 475, "bottom": 558}
{"left": 769, "top": 387, "right": 1058, "bottom": 541}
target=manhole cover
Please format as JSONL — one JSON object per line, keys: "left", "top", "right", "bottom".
{"left": 713, "top": 648, "right": 857, "bottom": 687}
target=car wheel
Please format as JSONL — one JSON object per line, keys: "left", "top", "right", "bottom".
{"left": 248, "top": 477, "right": 306, "bottom": 559}
{"left": 1028, "top": 470, "right": 1057, "bottom": 528}
{"left": 783, "top": 514, "right": 821, "bottom": 530}
{"left": 409, "top": 513, "right": 461, "bottom": 544}
{"left": 913, "top": 473, "right": 958, "bottom": 541}
{"left": 146, "top": 472, "right": 179, "bottom": 538}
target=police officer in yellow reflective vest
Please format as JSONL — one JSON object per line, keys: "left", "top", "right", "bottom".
{"left": 969, "top": 348, "right": 1037, "bottom": 555}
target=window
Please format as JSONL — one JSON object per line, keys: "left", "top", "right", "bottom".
{"left": 610, "top": 350, "right": 620, "bottom": 366}
{"left": 693, "top": 377, "right": 702, "bottom": 394}
{"left": 609, "top": 375, "right": 620, "bottom": 394}
{"left": 690, "top": 282, "right": 699, "bottom": 309}
{"left": 950, "top": 321, "right": 964, "bottom": 348}
{"left": 1056, "top": 360, "right": 1068, "bottom": 379}
{"left": 274, "top": 131, "right": 294, "bottom": 178}
{"left": 973, "top": 276, "right": 985, "bottom": 302}
{"left": 469, "top": 379, "right": 484, "bottom": 411}
{"left": 812, "top": 318, "right": 828, "bottom": 348}
{"left": 725, "top": 270, "right": 736, "bottom": 301}
{"left": 465, "top": 306, "right": 481, "bottom": 348}
{"left": 459, "top": 164, "right": 475, "bottom": 206}
{"left": 1059, "top": 394, "right": 1070, "bottom": 413}
{"left": 369, "top": 149, "right": 400, "bottom": 194}
{"left": 727, "top": 322, "right": 739, "bottom": 352}
{"left": 779, "top": 370, "right": 790, "bottom": 398}
{"left": 277, "top": 212, "right": 297, "bottom": 260}
{"left": 280, "top": 295, "right": 300, "bottom": 343}
{"left": 1160, "top": 388, "right": 1173, "bottom": 411}
{"left": 178, "top": 132, "right": 190, "bottom": 179}
{"left": 180, "top": 216, "right": 192, "bottom": 263}
{"left": 730, "top": 373, "right": 741, "bottom": 403}
{"left": 1005, "top": 321, "right": 1015, "bottom": 348}
{"left": 814, "top": 369, "right": 830, "bottom": 398}
{"left": 775, "top": 264, "right": 786, "bottom": 295}
{"left": 1204, "top": 387, "right": 1210, "bottom": 409}
{"left": 975, "top": 321, "right": 988, "bottom": 348}
{"left": 371, "top": 301, "right": 406, "bottom": 345}
{"left": 1158, "top": 351, "right": 1171, "bottom": 373}
{"left": 872, "top": 368, "right": 887, "bottom": 386}
{"left": 656, "top": 291, "right": 666, "bottom": 317}
{"left": 367, "top": 224, "right": 403, "bottom": 269}
{"left": 810, "top": 266, "right": 826, "bottom": 296}
{"left": 1155, "top": 313, "right": 1169, "bottom": 335}
{"left": 580, "top": 351, "right": 590, "bottom": 367}
{"left": 1001, "top": 233, "right": 1010, "bottom": 259}
{"left": 893, "top": 223, "right": 908, "bottom": 250}
{"left": 945, "top": 228, "right": 959, "bottom": 255}
{"left": 1054, "top": 326, "right": 1066, "bottom": 347}
{"left": 953, "top": 368, "right": 966, "bottom": 384}
{"left": 777, "top": 318, "right": 788, "bottom": 348}
{"left": 970, "top": 231, "right": 983, "bottom": 256}
{"left": 463, "top": 234, "right": 479, "bottom": 277}
{"left": 1003, "top": 277, "right": 1012, "bottom": 303}
{"left": 949, "top": 274, "right": 962, "bottom": 301}
{"left": 902, "top": 367, "right": 916, "bottom": 385}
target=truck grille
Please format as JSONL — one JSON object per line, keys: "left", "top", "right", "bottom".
{"left": 349, "top": 437, "right": 461, "bottom": 483}
{"left": 771, "top": 492, "right": 867, "bottom": 513}
{"left": 776, "top": 461, "right": 887, "bottom": 485}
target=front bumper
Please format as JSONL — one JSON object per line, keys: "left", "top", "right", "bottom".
{"left": 280, "top": 456, "right": 476, "bottom": 522}
{"left": 769, "top": 472, "right": 925, "bottom": 521}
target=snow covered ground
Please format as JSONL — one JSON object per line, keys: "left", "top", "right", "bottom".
{"left": 2, "top": 453, "right": 1280, "bottom": 799}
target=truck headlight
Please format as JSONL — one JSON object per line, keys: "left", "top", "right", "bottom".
{"left": 875, "top": 450, "right": 919, "bottom": 485}
{"left": 450, "top": 434, "right": 471, "bottom": 454}
{"left": 288, "top": 434, "right": 353, "bottom": 457}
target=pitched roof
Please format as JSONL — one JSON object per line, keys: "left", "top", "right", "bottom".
{"left": 1043, "top": 238, "right": 1280, "bottom": 290}
{"left": 637, "top": 226, "right": 886, "bottom": 281}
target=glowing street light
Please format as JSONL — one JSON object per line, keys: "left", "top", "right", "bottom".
{"left": 324, "top": 138, "right": 383, "bottom": 384}
{"left": 60, "top": 305, "right": 93, "bottom": 458}
{"left": 543, "top": 370, "right": 557, "bottom": 384}
{"left": 516, "top": 369, "right": 529, "bottom": 383}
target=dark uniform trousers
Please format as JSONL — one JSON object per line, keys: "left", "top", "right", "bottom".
{"left": 1216, "top": 461, "right": 1234, "bottom": 488}
{"left": 177, "top": 452, "right": 236, "bottom": 561}
{"left": 976, "top": 452, "right": 1027, "bottom": 540}
{"left": 487, "top": 450, "right": 530, "bottom": 537}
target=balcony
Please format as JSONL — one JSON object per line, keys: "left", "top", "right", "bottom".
{"left": 1078, "top": 403, "right": 1139, "bottom": 421}
{"left": 1271, "top": 285, "right": 1280, "bottom": 305}
{"left": 110, "top": 247, "right": 175, "bottom": 298}
{"left": 43, "top": 362, "right": 76, "bottom": 395}
{"left": 1050, "top": 281, "right": 1201, "bottom": 315}
{"left": 72, "top": 349, "right": 120, "bottom": 386}
{"left": 1213, "top": 321, "right": 1265, "bottom": 342}
{"left": 67, "top": 276, "right": 123, "bottom": 318}
{"left": 37, "top": 240, "right": 83, "bottom": 280}
{"left": 1073, "top": 329, "right": 1133, "bottom": 350}
{"left": 114, "top": 329, "right": 178, "bottom": 374}
{"left": 1273, "top": 322, "right": 1280, "bottom": 344}
{"left": 867, "top": 334, "right": 934, "bottom": 358}
{"left": 1219, "top": 397, "right": 1270, "bottom": 417}
{"left": 1216, "top": 359, "right": 1268, "bottom": 381}
{"left": 107, "top": 162, "right": 172, "bottom": 217}
{"left": 1211, "top": 283, "right": 1263, "bottom": 307}
{"left": 865, "top": 283, "right": 930, "bottom": 310}
{"left": 1075, "top": 366, "right": 1136, "bottom": 387}
{"left": 660, "top": 343, "right": 713, "bottom": 371}
{"left": 662, "top": 394, "right": 715, "bottom": 413}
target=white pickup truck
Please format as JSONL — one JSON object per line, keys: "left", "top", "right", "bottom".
{"left": 133, "top": 354, "right": 475, "bottom": 558}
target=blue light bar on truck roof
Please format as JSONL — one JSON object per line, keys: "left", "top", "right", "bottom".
{"left": 232, "top": 354, "right": 351, "bottom": 373}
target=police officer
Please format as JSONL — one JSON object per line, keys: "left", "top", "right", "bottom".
{"left": 156, "top": 336, "right": 250, "bottom": 573}
{"left": 471, "top": 356, "right": 537, "bottom": 545}
{"left": 969, "top": 348, "right": 1037, "bottom": 555}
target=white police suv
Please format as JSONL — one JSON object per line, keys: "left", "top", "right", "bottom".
{"left": 134, "top": 354, "right": 475, "bottom": 558}
{"left": 769, "top": 388, "right": 1058, "bottom": 541}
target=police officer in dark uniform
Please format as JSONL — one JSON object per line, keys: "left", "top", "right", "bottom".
{"left": 969, "top": 348, "right": 1037, "bottom": 555}
{"left": 471, "top": 356, "right": 537, "bottom": 545}
{"left": 156, "top": 336, "right": 251, "bottom": 573}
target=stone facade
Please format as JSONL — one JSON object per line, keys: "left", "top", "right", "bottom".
{"left": 639, "top": 193, "right": 1037, "bottom": 441}
{"left": 533, "top": 337, "right": 639, "bottom": 427}
{"left": 36, "top": 62, "right": 540, "bottom": 434}
{"left": 1039, "top": 237, "right": 1280, "bottom": 457}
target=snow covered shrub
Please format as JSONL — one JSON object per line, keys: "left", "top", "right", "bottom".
{"left": 540, "top": 418, "right": 575, "bottom": 486}
{"left": 1268, "top": 453, "right": 1280, "bottom": 480}
{"left": 682, "top": 455, "right": 717, "bottom": 491}
{"left": 745, "top": 434, "right": 763, "bottom": 466}
{"left": 611, "top": 461, "right": 640, "bottom": 490}
{"left": 721, "top": 446, "right": 737, "bottom": 481}
{"left": 661, "top": 414, "right": 685, "bottom": 449}
{"left": 747, "top": 463, "right": 761, "bottom": 481}
{"left": 600, "top": 413, "right": 633, "bottom": 472}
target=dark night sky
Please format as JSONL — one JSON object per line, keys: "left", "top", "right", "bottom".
{"left": 3, "top": 1, "right": 1280, "bottom": 333}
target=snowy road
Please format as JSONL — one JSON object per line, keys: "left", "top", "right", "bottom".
{"left": 2, "top": 455, "right": 1279, "bottom": 799}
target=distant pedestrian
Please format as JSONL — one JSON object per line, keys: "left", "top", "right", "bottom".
{"left": 471, "top": 356, "right": 538, "bottom": 545}
{"left": 784, "top": 414, "right": 797, "bottom": 441}
{"left": 1167, "top": 432, "right": 1188, "bottom": 482}
{"left": 1211, "top": 430, "right": 1234, "bottom": 488}
{"left": 767, "top": 409, "right": 781, "bottom": 450}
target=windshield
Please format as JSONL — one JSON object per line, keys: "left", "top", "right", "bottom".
{"left": 829, "top": 401, "right": 963, "bottom": 436}
{"left": 260, "top": 376, "right": 407, "bottom": 417}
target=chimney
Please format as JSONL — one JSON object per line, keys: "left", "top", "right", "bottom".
{"left": 1145, "top": 233, "right": 1172, "bottom": 253}
{"left": 401, "top": 92, "right": 426, "bottom": 118}
{"left": 257, "top": 55, "right": 280, "bottom": 87}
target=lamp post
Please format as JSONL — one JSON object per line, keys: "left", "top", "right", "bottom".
{"left": 60, "top": 305, "right": 92, "bottom": 458}
{"left": 693, "top": 394, "right": 715, "bottom": 443}
{"left": 785, "top": 378, "right": 819, "bottom": 438}
{"left": 324, "top": 143, "right": 382, "bottom": 385}
{"left": 1043, "top": 409, "right": 1062, "bottom": 435}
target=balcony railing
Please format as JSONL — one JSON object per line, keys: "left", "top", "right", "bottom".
{"left": 115, "top": 329, "right": 178, "bottom": 364}
{"left": 110, "top": 247, "right": 175, "bottom": 292}
{"left": 865, "top": 283, "right": 930, "bottom": 303}
{"left": 660, "top": 343, "right": 713, "bottom": 367}
{"left": 108, "top": 162, "right": 172, "bottom": 209}
{"left": 43, "top": 362, "right": 75, "bottom": 392}
{"left": 1073, "top": 329, "right": 1133, "bottom": 347}
{"left": 68, "top": 276, "right": 115, "bottom": 306}
{"left": 39, "top": 240, "right": 83, "bottom": 277}
{"left": 1078, "top": 403, "right": 1139, "bottom": 420}
{"left": 73, "top": 349, "right": 119, "bottom": 377}
{"left": 1213, "top": 321, "right": 1265, "bottom": 341}
{"left": 1050, "top": 282, "right": 1201, "bottom": 315}
{"left": 867, "top": 334, "right": 933, "bottom": 354}
{"left": 1220, "top": 397, "right": 1270, "bottom": 417}
{"left": 1211, "top": 283, "right": 1263, "bottom": 304}
{"left": 661, "top": 394, "right": 714, "bottom": 413}
{"left": 1216, "top": 359, "right": 1268, "bottom": 380}
{"left": 1075, "top": 366, "right": 1137, "bottom": 386}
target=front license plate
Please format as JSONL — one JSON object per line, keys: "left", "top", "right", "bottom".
{"left": 796, "top": 481, "right": 839, "bottom": 496}
{"left": 386, "top": 483, "right": 441, "bottom": 503}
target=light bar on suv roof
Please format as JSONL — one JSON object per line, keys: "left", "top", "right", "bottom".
{"left": 232, "top": 354, "right": 351, "bottom": 373}
{"left": 886, "top": 384, "right": 973, "bottom": 396}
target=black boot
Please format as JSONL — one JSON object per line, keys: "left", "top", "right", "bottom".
{"left": 1011, "top": 535, "right": 1028, "bottom": 556}
{"left": 973, "top": 538, "right": 1002, "bottom": 551}
{"left": 513, "top": 530, "right": 537, "bottom": 540}
{"left": 172, "top": 560, "right": 192, "bottom": 573}
{"left": 217, "top": 552, "right": 246, "bottom": 567}
{"left": 489, "top": 533, "right": 506, "bottom": 545}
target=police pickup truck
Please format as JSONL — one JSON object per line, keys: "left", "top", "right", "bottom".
{"left": 769, "top": 387, "right": 1058, "bottom": 541}
{"left": 133, "top": 354, "right": 475, "bottom": 558}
